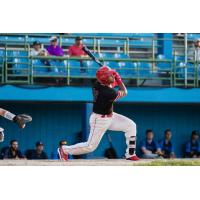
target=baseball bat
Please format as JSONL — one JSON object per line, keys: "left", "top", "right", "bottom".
{"left": 82, "top": 46, "right": 104, "bottom": 67}
{"left": 83, "top": 46, "right": 143, "bottom": 86}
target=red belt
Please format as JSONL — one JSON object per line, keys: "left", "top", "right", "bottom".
{"left": 101, "top": 113, "right": 113, "bottom": 118}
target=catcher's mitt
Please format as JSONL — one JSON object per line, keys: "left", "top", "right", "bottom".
{"left": 14, "top": 114, "right": 32, "bottom": 129}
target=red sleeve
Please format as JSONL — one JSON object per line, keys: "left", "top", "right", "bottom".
{"left": 68, "top": 46, "right": 73, "bottom": 56}
{"left": 114, "top": 91, "right": 122, "bottom": 101}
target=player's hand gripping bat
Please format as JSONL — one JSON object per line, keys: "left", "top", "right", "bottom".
{"left": 82, "top": 46, "right": 104, "bottom": 67}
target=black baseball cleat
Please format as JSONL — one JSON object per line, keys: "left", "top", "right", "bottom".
{"left": 13, "top": 115, "right": 26, "bottom": 129}
{"left": 126, "top": 155, "right": 140, "bottom": 161}
{"left": 13, "top": 114, "right": 32, "bottom": 129}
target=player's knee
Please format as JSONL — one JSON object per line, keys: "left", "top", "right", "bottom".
{"left": 125, "top": 120, "right": 136, "bottom": 136}
{"left": 127, "top": 120, "right": 136, "bottom": 130}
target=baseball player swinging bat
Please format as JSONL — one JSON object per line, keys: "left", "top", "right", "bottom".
{"left": 59, "top": 46, "right": 139, "bottom": 161}
{"left": 0, "top": 108, "right": 32, "bottom": 142}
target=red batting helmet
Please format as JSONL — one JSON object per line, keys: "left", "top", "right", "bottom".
{"left": 96, "top": 66, "right": 114, "bottom": 85}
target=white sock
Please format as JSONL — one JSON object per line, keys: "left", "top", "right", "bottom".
{"left": 3, "top": 111, "right": 16, "bottom": 121}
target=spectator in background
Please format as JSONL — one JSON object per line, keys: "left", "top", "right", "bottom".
{"left": 52, "top": 140, "right": 69, "bottom": 161}
{"left": 30, "top": 41, "right": 48, "bottom": 56}
{"left": 0, "top": 146, "right": 9, "bottom": 159}
{"left": 188, "top": 39, "right": 200, "bottom": 61}
{"left": 185, "top": 130, "right": 200, "bottom": 158}
{"left": 68, "top": 37, "right": 87, "bottom": 57}
{"left": 68, "top": 37, "right": 88, "bottom": 73}
{"left": 27, "top": 141, "right": 48, "bottom": 160}
{"left": 46, "top": 36, "right": 64, "bottom": 56}
{"left": 140, "top": 129, "right": 162, "bottom": 159}
{"left": 3, "top": 140, "right": 24, "bottom": 159}
{"left": 46, "top": 36, "right": 65, "bottom": 80}
{"left": 159, "top": 129, "right": 176, "bottom": 158}
{"left": 30, "top": 41, "right": 50, "bottom": 66}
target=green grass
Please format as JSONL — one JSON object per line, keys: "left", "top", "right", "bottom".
{"left": 134, "top": 159, "right": 200, "bottom": 166}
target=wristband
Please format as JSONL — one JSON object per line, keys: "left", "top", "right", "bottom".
{"left": 4, "top": 111, "right": 16, "bottom": 121}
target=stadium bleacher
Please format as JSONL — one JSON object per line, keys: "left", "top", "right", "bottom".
{"left": 0, "top": 33, "right": 200, "bottom": 87}
{"left": 71, "top": 33, "right": 155, "bottom": 38}
{"left": 32, "top": 59, "right": 48, "bottom": 75}
{"left": 188, "top": 33, "right": 200, "bottom": 41}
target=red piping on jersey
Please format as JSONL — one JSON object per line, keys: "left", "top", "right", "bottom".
{"left": 114, "top": 91, "right": 122, "bottom": 101}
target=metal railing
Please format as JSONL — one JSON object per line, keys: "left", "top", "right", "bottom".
{"left": 0, "top": 33, "right": 158, "bottom": 55}
{"left": 1, "top": 54, "right": 200, "bottom": 87}
{"left": 0, "top": 34, "right": 200, "bottom": 87}
{"left": 0, "top": 33, "right": 191, "bottom": 58}
{"left": 29, "top": 56, "right": 173, "bottom": 86}
{"left": 0, "top": 50, "right": 181, "bottom": 87}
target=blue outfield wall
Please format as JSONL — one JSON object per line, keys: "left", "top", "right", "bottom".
{"left": 0, "top": 102, "right": 200, "bottom": 158}
{"left": 0, "top": 103, "right": 83, "bottom": 158}
{"left": 1, "top": 85, "right": 200, "bottom": 103}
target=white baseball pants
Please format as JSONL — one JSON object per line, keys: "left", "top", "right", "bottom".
{"left": 62, "top": 112, "right": 137, "bottom": 158}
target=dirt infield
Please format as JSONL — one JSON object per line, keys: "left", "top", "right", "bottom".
{"left": 0, "top": 159, "right": 200, "bottom": 166}
{"left": 0, "top": 159, "right": 152, "bottom": 166}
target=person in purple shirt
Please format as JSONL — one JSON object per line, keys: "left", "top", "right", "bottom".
{"left": 46, "top": 36, "right": 65, "bottom": 76}
{"left": 46, "top": 36, "right": 64, "bottom": 56}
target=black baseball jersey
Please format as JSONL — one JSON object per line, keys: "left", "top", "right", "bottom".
{"left": 92, "top": 81, "right": 118, "bottom": 115}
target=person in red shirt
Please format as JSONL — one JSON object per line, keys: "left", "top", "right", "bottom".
{"left": 68, "top": 37, "right": 88, "bottom": 73}
{"left": 68, "top": 37, "right": 88, "bottom": 57}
